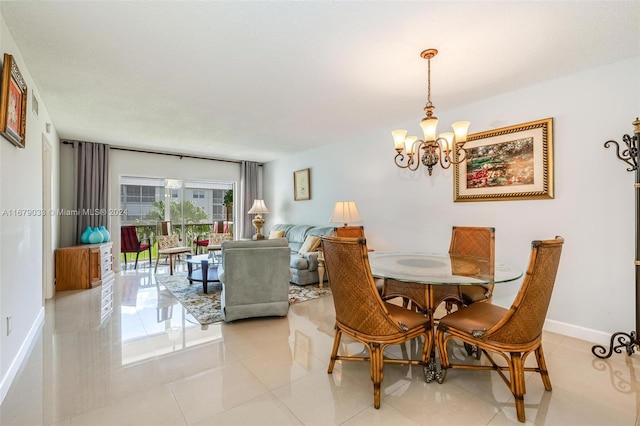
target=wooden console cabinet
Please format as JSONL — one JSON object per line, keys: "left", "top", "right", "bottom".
{"left": 55, "top": 242, "right": 112, "bottom": 290}
{"left": 55, "top": 242, "right": 114, "bottom": 321}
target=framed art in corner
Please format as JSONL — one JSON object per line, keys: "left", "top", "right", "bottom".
{"left": 0, "top": 53, "right": 27, "bottom": 148}
{"left": 453, "top": 117, "right": 554, "bottom": 202}
{"left": 293, "top": 168, "right": 311, "bottom": 201}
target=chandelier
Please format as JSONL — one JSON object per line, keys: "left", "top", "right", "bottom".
{"left": 392, "top": 48, "right": 470, "bottom": 176}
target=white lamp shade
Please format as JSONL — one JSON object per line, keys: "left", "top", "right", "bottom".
{"left": 329, "top": 201, "right": 363, "bottom": 225}
{"left": 420, "top": 117, "right": 438, "bottom": 142}
{"left": 248, "top": 199, "right": 270, "bottom": 215}
{"left": 392, "top": 129, "right": 407, "bottom": 151}
{"left": 404, "top": 136, "right": 418, "bottom": 154}
{"left": 451, "top": 121, "right": 470, "bottom": 143}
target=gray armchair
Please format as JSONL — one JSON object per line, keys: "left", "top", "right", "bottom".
{"left": 219, "top": 238, "right": 291, "bottom": 322}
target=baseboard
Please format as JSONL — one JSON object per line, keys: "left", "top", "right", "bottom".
{"left": 0, "top": 306, "right": 45, "bottom": 405}
{"left": 492, "top": 294, "right": 613, "bottom": 346}
{"left": 544, "top": 318, "right": 613, "bottom": 346}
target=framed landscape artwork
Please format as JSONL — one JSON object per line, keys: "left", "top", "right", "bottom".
{"left": 0, "top": 54, "right": 27, "bottom": 148}
{"left": 294, "top": 168, "right": 311, "bottom": 201}
{"left": 453, "top": 118, "right": 554, "bottom": 202}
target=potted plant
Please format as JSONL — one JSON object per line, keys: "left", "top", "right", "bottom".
{"left": 223, "top": 190, "right": 233, "bottom": 233}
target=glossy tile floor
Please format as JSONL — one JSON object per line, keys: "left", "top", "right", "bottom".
{"left": 1, "top": 261, "right": 639, "bottom": 425}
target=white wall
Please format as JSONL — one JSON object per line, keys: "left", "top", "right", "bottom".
{"left": 264, "top": 56, "right": 640, "bottom": 345}
{"left": 0, "top": 14, "right": 60, "bottom": 403}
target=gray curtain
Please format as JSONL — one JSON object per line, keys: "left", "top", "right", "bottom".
{"left": 72, "top": 141, "right": 110, "bottom": 244}
{"left": 241, "top": 161, "right": 259, "bottom": 239}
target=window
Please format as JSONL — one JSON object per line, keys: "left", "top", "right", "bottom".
{"left": 119, "top": 177, "right": 233, "bottom": 232}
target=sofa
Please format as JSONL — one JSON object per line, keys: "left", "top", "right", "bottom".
{"left": 219, "top": 238, "right": 291, "bottom": 322}
{"left": 269, "top": 224, "right": 335, "bottom": 285}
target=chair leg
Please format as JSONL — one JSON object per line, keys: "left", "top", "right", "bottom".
{"left": 327, "top": 328, "right": 342, "bottom": 373}
{"left": 134, "top": 252, "right": 140, "bottom": 269}
{"left": 535, "top": 346, "right": 552, "bottom": 391}
{"left": 370, "top": 343, "right": 384, "bottom": 409}
{"left": 147, "top": 246, "right": 152, "bottom": 268}
{"left": 510, "top": 352, "right": 527, "bottom": 423}
{"left": 154, "top": 252, "right": 161, "bottom": 273}
{"left": 435, "top": 329, "right": 450, "bottom": 369}
{"left": 123, "top": 253, "right": 128, "bottom": 270}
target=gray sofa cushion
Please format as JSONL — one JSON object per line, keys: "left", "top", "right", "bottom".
{"left": 270, "top": 224, "right": 336, "bottom": 285}
{"left": 285, "top": 225, "right": 314, "bottom": 253}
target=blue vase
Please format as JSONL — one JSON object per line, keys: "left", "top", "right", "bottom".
{"left": 81, "top": 226, "right": 92, "bottom": 244}
{"left": 88, "top": 227, "right": 104, "bottom": 244}
{"left": 99, "top": 225, "right": 110, "bottom": 242}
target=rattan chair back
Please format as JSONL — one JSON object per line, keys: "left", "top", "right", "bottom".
{"left": 485, "top": 236, "right": 564, "bottom": 344}
{"left": 449, "top": 226, "right": 495, "bottom": 258}
{"left": 450, "top": 226, "right": 495, "bottom": 306}
{"left": 321, "top": 236, "right": 403, "bottom": 337}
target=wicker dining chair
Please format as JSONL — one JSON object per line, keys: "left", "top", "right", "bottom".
{"left": 450, "top": 226, "right": 495, "bottom": 306}
{"left": 321, "top": 236, "right": 431, "bottom": 409}
{"left": 435, "top": 236, "right": 564, "bottom": 423}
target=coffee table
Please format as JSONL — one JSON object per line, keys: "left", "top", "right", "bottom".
{"left": 185, "top": 254, "right": 220, "bottom": 294}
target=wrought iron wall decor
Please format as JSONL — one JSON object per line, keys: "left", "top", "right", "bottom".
{"left": 592, "top": 117, "right": 640, "bottom": 359}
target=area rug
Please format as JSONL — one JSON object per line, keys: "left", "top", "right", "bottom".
{"left": 155, "top": 273, "right": 332, "bottom": 325}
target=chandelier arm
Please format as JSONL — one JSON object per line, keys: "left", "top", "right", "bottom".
{"left": 394, "top": 151, "right": 422, "bottom": 172}
{"left": 449, "top": 143, "right": 468, "bottom": 165}
{"left": 394, "top": 153, "right": 412, "bottom": 169}
{"left": 438, "top": 149, "right": 452, "bottom": 170}
{"left": 408, "top": 140, "right": 426, "bottom": 171}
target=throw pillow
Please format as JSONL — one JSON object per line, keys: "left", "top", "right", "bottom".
{"left": 269, "top": 229, "right": 285, "bottom": 239}
{"left": 298, "top": 234, "right": 321, "bottom": 254}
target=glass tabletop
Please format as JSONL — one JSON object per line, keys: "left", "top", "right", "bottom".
{"left": 368, "top": 252, "right": 522, "bottom": 285}
{"left": 185, "top": 253, "right": 219, "bottom": 265}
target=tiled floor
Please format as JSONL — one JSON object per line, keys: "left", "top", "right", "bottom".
{"left": 1, "top": 261, "right": 639, "bottom": 425}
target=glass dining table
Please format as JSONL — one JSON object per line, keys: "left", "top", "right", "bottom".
{"left": 368, "top": 251, "right": 523, "bottom": 382}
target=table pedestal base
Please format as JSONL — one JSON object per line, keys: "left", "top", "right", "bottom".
{"left": 424, "top": 358, "right": 446, "bottom": 383}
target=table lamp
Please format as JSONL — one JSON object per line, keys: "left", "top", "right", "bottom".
{"left": 329, "top": 201, "right": 362, "bottom": 227}
{"left": 248, "top": 199, "right": 270, "bottom": 240}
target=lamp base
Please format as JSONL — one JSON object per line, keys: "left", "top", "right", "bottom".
{"left": 252, "top": 215, "right": 265, "bottom": 241}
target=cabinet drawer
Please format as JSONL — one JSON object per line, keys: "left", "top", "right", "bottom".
{"left": 102, "top": 261, "right": 113, "bottom": 278}
{"left": 100, "top": 298, "right": 113, "bottom": 322}
{"left": 101, "top": 279, "right": 114, "bottom": 299}
{"left": 100, "top": 244, "right": 112, "bottom": 258}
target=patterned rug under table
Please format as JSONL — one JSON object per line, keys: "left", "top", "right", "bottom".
{"left": 155, "top": 272, "right": 332, "bottom": 325}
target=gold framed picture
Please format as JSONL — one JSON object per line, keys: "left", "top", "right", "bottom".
{"left": 0, "top": 54, "right": 27, "bottom": 148}
{"left": 293, "top": 168, "right": 311, "bottom": 201}
{"left": 453, "top": 118, "right": 554, "bottom": 202}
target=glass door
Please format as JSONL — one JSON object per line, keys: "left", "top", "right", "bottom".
{"left": 120, "top": 176, "right": 234, "bottom": 261}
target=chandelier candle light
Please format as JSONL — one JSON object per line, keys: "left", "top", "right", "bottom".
{"left": 248, "top": 199, "right": 270, "bottom": 240}
{"left": 393, "top": 48, "right": 470, "bottom": 176}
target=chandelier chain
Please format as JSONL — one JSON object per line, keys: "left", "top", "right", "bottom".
{"left": 426, "top": 56, "right": 432, "bottom": 108}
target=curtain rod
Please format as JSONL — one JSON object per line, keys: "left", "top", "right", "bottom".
{"left": 61, "top": 140, "right": 261, "bottom": 165}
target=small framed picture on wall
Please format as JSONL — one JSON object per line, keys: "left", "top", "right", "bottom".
{"left": 293, "top": 168, "right": 311, "bottom": 201}
{"left": 0, "top": 54, "right": 27, "bottom": 148}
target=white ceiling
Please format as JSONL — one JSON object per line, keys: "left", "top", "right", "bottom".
{"left": 1, "top": 1, "right": 638, "bottom": 163}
